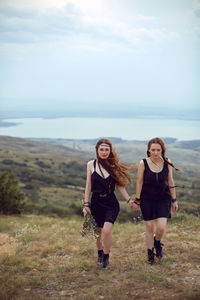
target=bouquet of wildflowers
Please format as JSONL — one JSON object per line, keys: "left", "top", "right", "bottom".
{"left": 81, "top": 201, "right": 99, "bottom": 239}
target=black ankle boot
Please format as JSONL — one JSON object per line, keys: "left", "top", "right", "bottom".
{"left": 154, "top": 237, "right": 163, "bottom": 258}
{"left": 102, "top": 253, "right": 109, "bottom": 269}
{"left": 97, "top": 250, "right": 103, "bottom": 264}
{"left": 147, "top": 248, "right": 154, "bottom": 265}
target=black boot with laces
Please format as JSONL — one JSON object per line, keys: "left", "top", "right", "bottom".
{"left": 154, "top": 237, "right": 163, "bottom": 258}
{"left": 102, "top": 253, "right": 109, "bottom": 269}
{"left": 147, "top": 248, "right": 154, "bottom": 265}
{"left": 97, "top": 250, "right": 103, "bottom": 264}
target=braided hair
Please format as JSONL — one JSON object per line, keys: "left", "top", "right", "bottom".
{"left": 147, "top": 137, "right": 182, "bottom": 172}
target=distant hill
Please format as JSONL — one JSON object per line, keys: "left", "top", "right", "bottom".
{"left": 0, "top": 135, "right": 91, "bottom": 160}
{"left": 175, "top": 140, "right": 200, "bottom": 152}
{"left": 0, "top": 135, "right": 199, "bottom": 218}
{"left": 30, "top": 137, "right": 200, "bottom": 171}
{"left": 0, "top": 136, "right": 89, "bottom": 216}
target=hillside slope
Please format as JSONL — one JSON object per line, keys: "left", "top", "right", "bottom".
{"left": 0, "top": 135, "right": 90, "bottom": 159}
{"left": 0, "top": 214, "right": 199, "bottom": 300}
{"left": 0, "top": 136, "right": 199, "bottom": 217}
{"left": 32, "top": 137, "right": 200, "bottom": 170}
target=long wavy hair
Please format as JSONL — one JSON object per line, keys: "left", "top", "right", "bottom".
{"left": 95, "top": 138, "right": 137, "bottom": 186}
{"left": 147, "top": 137, "right": 181, "bottom": 172}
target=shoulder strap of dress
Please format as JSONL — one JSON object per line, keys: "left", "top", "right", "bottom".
{"left": 164, "top": 160, "right": 168, "bottom": 169}
{"left": 143, "top": 158, "right": 148, "bottom": 169}
{"left": 94, "top": 159, "right": 96, "bottom": 171}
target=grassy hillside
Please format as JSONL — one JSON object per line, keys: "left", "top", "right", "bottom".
{"left": 0, "top": 136, "right": 199, "bottom": 218}
{"left": 0, "top": 214, "right": 199, "bottom": 300}
{"left": 0, "top": 136, "right": 199, "bottom": 299}
{"left": 0, "top": 136, "right": 88, "bottom": 215}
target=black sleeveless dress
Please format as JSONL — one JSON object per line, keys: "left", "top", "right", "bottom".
{"left": 90, "top": 160, "right": 120, "bottom": 228}
{"left": 140, "top": 159, "right": 172, "bottom": 221}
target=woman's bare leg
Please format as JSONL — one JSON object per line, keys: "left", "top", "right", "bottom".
{"left": 102, "top": 222, "right": 113, "bottom": 254}
{"left": 155, "top": 218, "right": 167, "bottom": 240}
{"left": 145, "top": 220, "right": 154, "bottom": 249}
{"left": 96, "top": 227, "right": 103, "bottom": 250}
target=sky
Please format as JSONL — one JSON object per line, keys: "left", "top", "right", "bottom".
{"left": 0, "top": 0, "right": 200, "bottom": 117}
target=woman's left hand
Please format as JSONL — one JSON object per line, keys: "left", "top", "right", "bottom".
{"left": 172, "top": 202, "right": 178, "bottom": 212}
{"left": 128, "top": 200, "right": 134, "bottom": 208}
{"left": 83, "top": 207, "right": 91, "bottom": 217}
{"left": 129, "top": 201, "right": 140, "bottom": 211}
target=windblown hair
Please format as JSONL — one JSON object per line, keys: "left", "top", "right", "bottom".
{"left": 147, "top": 137, "right": 182, "bottom": 172}
{"left": 95, "top": 138, "right": 137, "bottom": 186}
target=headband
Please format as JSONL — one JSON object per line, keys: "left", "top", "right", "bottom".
{"left": 99, "top": 143, "right": 110, "bottom": 147}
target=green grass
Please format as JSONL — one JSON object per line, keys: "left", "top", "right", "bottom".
{"left": 0, "top": 213, "right": 199, "bottom": 300}
{"left": 0, "top": 136, "right": 200, "bottom": 299}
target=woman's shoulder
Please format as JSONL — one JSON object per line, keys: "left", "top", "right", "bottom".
{"left": 87, "top": 159, "right": 95, "bottom": 165}
{"left": 87, "top": 160, "right": 95, "bottom": 168}
{"left": 138, "top": 159, "right": 145, "bottom": 168}
{"left": 139, "top": 158, "right": 146, "bottom": 164}
{"left": 86, "top": 160, "right": 95, "bottom": 174}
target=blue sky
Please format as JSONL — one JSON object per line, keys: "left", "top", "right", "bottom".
{"left": 0, "top": 0, "right": 200, "bottom": 117}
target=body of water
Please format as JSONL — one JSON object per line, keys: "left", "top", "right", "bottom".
{"left": 0, "top": 117, "right": 200, "bottom": 141}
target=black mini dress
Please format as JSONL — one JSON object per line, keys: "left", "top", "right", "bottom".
{"left": 90, "top": 160, "right": 120, "bottom": 228}
{"left": 140, "top": 158, "right": 172, "bottom": 221}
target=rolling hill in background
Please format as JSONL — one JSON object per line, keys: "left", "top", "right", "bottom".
{"left": 31, "top": 136, "right": 200, "bottom": 170}
{"left": 0, "top": 135, "right": 199, "bottom": 219}
{"left": 0, "top": 136, "right": 90, "bottom": 159}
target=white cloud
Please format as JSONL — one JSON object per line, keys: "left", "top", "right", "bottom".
{"left": 0, "top": 2, "right": 181, "bottom": 52}
{"left": 2, "top": 0, "right": 198, "bottom": 57}
{"left": 0, "top": 0, "right": 199, "bottom": 109}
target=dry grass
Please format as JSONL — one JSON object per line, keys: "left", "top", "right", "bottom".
{"left": 0, "top": 213, "right": 199, "bottom": 300}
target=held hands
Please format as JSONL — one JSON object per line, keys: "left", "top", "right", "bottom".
{"left": 127, "top": 198, "right": 140, "bottom": 211}
{"left": 131, "top": 202, "right": 140, "bottom": 211}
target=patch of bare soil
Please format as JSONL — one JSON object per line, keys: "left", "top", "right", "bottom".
{"left": 0, "top": 233, "right": 18, "bottom": 255}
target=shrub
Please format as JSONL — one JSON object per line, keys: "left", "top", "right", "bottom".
{"left": 0, "top": 172, "right": 26, "bottom": 214}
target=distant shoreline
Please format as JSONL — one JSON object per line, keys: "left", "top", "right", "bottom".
{"left": 0, "top": 120, "right": 19, "bottom": 128}
{"left": 0, "top": 116, "right": 199, "bottom": 141}
{"left": 1, "top": 114, "right": 200, "bottom": 128}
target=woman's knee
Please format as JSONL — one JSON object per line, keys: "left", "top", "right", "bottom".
{"left": 145, "top": 221, "right": 154, "bottom": 233}
{"left": 157, "top": 219, "right": 167, "bottom": 233}
{"left": 157, "top": 224, "right": 166, "bottom": 234}
{"left": 103, "top": 223, "right": 113, "bottom": 236}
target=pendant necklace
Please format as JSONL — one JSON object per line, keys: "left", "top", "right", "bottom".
{"left": 149, "top": 157, "right": 163, "bottom": 170}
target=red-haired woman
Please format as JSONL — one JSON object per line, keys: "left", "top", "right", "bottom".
{"left": 83, "top": 138, "right": 136, "bottom": 269}
{"left": 133, "top": 137, "right": 180, "bottom": 264}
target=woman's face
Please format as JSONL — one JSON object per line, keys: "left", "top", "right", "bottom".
{"left": 148, "top": 143, "right": 162, "bottom": 159}
{"left": 97, "top": 144, "right": 111, "bottom": 159}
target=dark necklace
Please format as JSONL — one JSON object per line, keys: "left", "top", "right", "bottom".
{"left": 149, "top": 157, "right": 163, "bottom": 169}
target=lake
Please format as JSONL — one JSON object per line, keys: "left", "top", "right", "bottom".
{"left": 0, "top": 117, "right": 200, "bottom": 141}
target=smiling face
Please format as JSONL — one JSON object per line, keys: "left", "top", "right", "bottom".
{"left": 148, "top": 143, "right": 162, "bottom": 159}
{"left": 97, "top": 144, "right": 111, "bottom": 160}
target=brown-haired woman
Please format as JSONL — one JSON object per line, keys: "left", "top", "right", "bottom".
{"left": 82, "top": 138, "right": 136, "bottom": 269}
{"left": 132, "top": 137, "right": 180, "bottom": 264}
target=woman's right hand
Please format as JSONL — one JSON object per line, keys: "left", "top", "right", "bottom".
{"left": 128, "top": 200, "right": 139, "bottom": 211}
{"left": 132, "top": 202, "right": 140, "bottom": 211}
{"left": 83, "top": 206, "right": 91, "bottom": 217}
